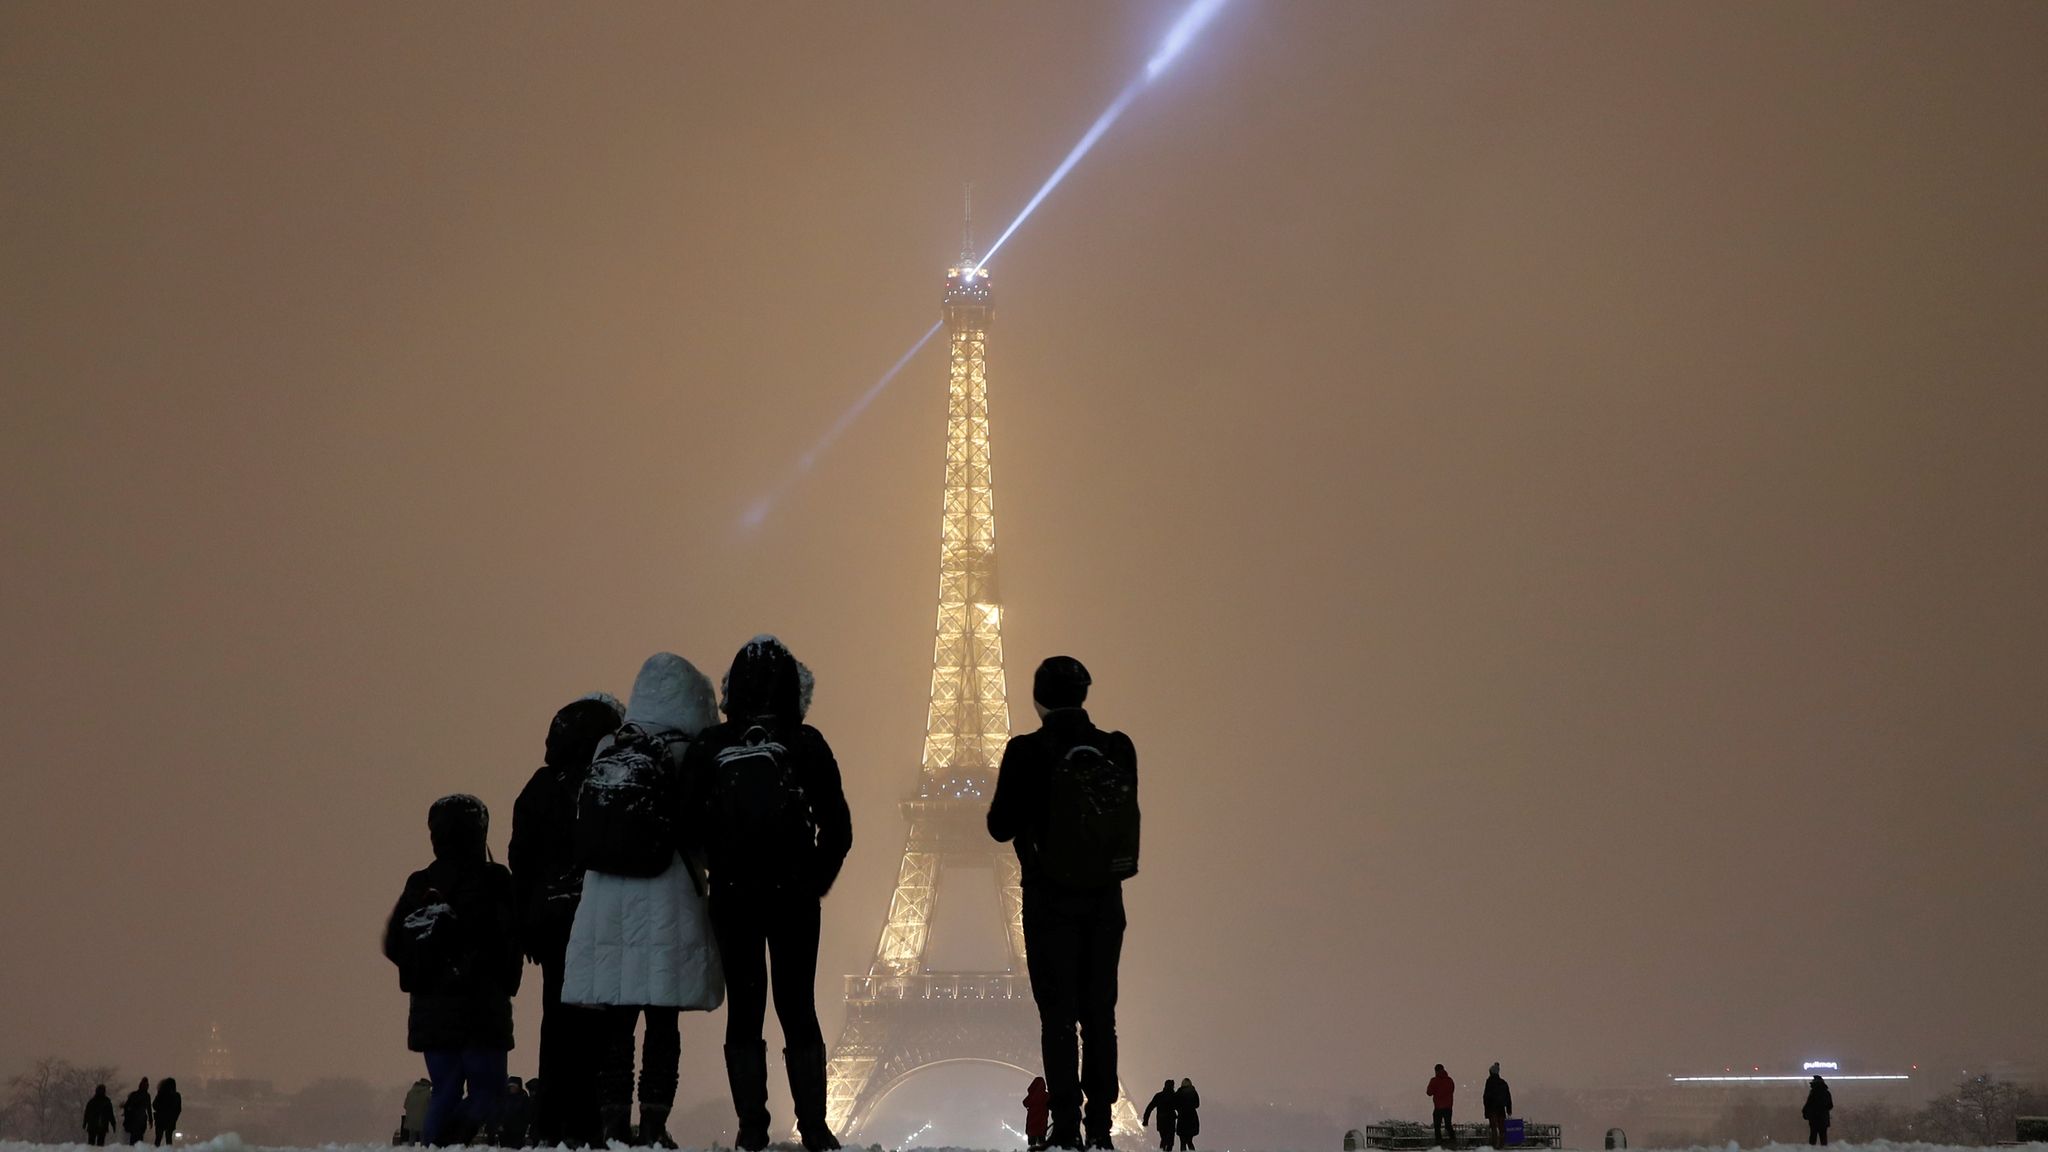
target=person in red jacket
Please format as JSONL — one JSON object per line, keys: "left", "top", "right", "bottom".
{"left": 1427, "top": 1065, "right": 1457, "bottom": 1149}
{"left": 1024, "top": 1077, "right": 1050, "bottom": 1151}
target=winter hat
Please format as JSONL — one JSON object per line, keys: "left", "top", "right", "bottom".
{"left": 626, "top": 653, "right": 718, "bottom": 738}
{"left": 721, "top": 634, "right": 802, "bottom": 721}
{"left": 1033, "top": 655, "right": 1091, "bottom": 709}
{"left": 428, "top": 793, "right": 489, "bottom": 860}
{"left": 1490, "top": 1064, "right": 1500, "bottom": 1076}
{"left": 545, "top": 694, "right": 625, "bottom": 769}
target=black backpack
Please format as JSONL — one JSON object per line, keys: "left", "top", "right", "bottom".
{"left": 710, "top": 724, "right": 814, "bottom": 878}
{"left": 576, "top": 724, "right": 680, "bottom": 878}
{"left": 1039, "top": 737, "right": 1140, "bottom": 887}
{"left": 395, "top": 887, "right": 471, "bottom": 994}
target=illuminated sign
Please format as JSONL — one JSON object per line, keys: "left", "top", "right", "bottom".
{"left": 1804, "top": 1062, "right": 1839, "bottom": 1071}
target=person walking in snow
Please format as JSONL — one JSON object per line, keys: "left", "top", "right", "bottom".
{"left": 384, "top": 794, "right": 522, "bottom": 1147}
{"left": 988, "top": 656, "right": 1140, "bottom": 1152}
{"left": 681, "top": 635, "right": 853, "bottom": 1152}
{"left": 83, "top": 1084, "right": 116, "bottom": 1146}
{"left": 1173, "top": 1079, "right": 1200, "bottom": 1151}
{"left": 1802, "top": 1075, "right": 1833, "bottom": 1146}
{"left": 1427, "top": 1065, "right": 1456, "bottom": 1149}
{"left": 1142, "top": 1080, "right": 1178, "bottom": 1151}
{"left": 1482, "top": 1064, "right": 1510, "bottom": 1149}
{"left": 1025, "top": 1077, "right": 1051, "bottom": 1151}
{"left": 509, "top": 691, "right": 624, "bottom": 1147}
{"left": 562, "top": 653, "right": 724, "bottom": 1148}
{"left": 121, "top": 1079, "right": 152, "bottom": 1145}
{"left": 152, "top": 1079, "right": 181, "bottom": 1146}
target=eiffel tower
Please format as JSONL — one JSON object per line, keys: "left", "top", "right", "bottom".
{"left": 821, "top": 206, "right": 1140, "bottom": 1143}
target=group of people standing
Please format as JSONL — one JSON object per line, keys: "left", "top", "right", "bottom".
{"left": 384, "top": 638, "right": 1142, "bottom": 1152}
{"left": 81, "top": 1079, "right": 179, "bottom": 1146}
{"left": 1424, "top": 1063, "right": 1513, "bottom": 1149}
{"left": 1139, "top": 1078, "right": 1203, "bottom": 1150}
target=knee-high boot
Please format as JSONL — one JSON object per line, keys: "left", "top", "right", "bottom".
{"left": 785, "top": 1043, "right": 840, "bottom": 1152}
{"left": 725, "top": 1041, "right": 770, "bottom": 1152}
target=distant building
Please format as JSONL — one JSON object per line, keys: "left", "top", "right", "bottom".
{"left": 199, "top": 1023, "right": 235, "bottom": 1086}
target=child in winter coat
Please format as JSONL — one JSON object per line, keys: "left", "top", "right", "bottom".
{"left": 1024, "top": 1077, "right": 1050, "bottom": 1151}
{"left": 384, "top": 794, "right": 521, "bottom": 1147}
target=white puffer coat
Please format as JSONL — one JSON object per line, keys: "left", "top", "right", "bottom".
{"left": 561, "top": 653, "right": 724, "bottom": 1010}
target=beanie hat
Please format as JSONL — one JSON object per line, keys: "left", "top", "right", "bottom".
{"left": 1033, "top": 655, "right": 1091, "bottom": 709}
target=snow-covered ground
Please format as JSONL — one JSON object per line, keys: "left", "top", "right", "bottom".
{"left": 12, "top": 1131, "right": 2048, "bottom": 1139}
{"left": 10, "top": 1141, "right": 2048, "bottom": 1152}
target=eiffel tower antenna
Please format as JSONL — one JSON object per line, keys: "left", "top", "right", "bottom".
{"left": 819, "top": 223, "right": 1139, "bottom": 1143}
{"left": 961, "top": 182, "right": 976, "bottom": 265}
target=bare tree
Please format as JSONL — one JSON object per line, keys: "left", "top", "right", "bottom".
{"left": 4, "top": 1057, "right": 122, "bottom": 1143}
{"left": 1918, "top": 1073, "right": 2024, "bottom": 1145}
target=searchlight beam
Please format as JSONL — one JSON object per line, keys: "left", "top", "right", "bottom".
{"left": 740, "top": 0, "right": 1233, "bottom": 531}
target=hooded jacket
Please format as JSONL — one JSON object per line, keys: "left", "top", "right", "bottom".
{"left": 1482, "top": 1069, "right": 1511, "bottom": 1117}
{"left": 561, "top": 653, "right": 723, "bottom": 1008}
{"left": 1803, "top": 1080, "right": 1833, "bottom": 1125}
{"left": 681, "top": 635, "right": 853, "bottom": 898}
{"left": 1024, "top": 1077, "right": 1050, "bottom": 1139}
{"left": 84, "top": 1088, "right": 115, "bottom": 1133}
{"left": 1427, "top": 1072, "right": 1455, "bottom": 1111}
{"left": 122, "top": 1084, "right": 151, "bottom": 1134}
{"left": 153, "top": 1081, "right": 181, "bottom": 1132}
{"left": 383, "top": 794, "right": 520, "bottom": 1051}
{"left": 509, "top": 694, "right": 623, "bottom": 959}
{"left": 1175, "top": 1081, "right": 1200, "bottom": 1136}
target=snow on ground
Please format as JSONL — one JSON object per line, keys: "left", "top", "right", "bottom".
{"left": 8, "top": 1143, "right": 2047, "bottom": 1152}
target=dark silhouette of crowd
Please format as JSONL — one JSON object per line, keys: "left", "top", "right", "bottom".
{"left": 384, "top": 642, "right": 1141, "bottom": 1150}
{"left": 86, "top": 1078, "right": 179, "bottom": 1146}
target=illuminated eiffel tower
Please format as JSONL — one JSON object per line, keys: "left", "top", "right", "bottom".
{"left": 821, "top": 204, "right": 1140, "bottom": 1143}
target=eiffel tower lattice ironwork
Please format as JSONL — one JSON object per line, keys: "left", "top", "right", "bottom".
{"left": 820, "top": 227, "right": 1141, "bottom": 1143}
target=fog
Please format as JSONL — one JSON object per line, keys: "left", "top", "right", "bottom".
{"left": 3, "top": 0, "right": 2045, "bottom": 1138}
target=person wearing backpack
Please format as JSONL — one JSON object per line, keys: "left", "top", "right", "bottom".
{"left": 561, "top": 653, "right": 722, "bottom": 1148}
{"left": 510, "top": 691, "right": 624, "bottom": 1147}
{"left": 121, "top": 1079, "right": 152, "bottom": 1145}
{"left": 680, "top": 635, "right": 852, "bottom": 1152}
{"left": 987, "top": 656, "right": 1139, "bottom": 1152}
{"left": 383, "top": 794, "right": 522, "bottom": 1147}
{"left": 84, "top": 1084, "right": 117, "bottom": 1146}
{"left": 152, "top": 1079, "right": 181, "bottom": 1146}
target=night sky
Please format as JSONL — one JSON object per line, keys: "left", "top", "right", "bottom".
{"left": 3, "top": 0, "right": 2044, "bottom": 1123}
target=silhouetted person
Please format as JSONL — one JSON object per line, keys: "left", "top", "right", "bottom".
{"left": 401, "top": 1078, "right": 433, "bottom": 1145}
{"left": 84, "top": 1084, "right": 116, "bottom": 1146}
{"left": 989, "top": 656, "right": 1140, "bottom": 1151}
{"left": 384, "top": 794, "right": 521, "bottom": 1147}
{"left": 564, "top": 655, "right": 723, "bottom": 1149}
{"left": 1482, "top": 1064, "right": 1510, "bottom": 1149}
{"left": 1803, "top": 1076, "right": 1832, "bottom": 1146}
{"left": 498, "top": 1077, "right": 533, "bottom": 1147}
{"left": 1174, "top": 1079, "right": 1200, "bottom": 1151}
{"left": 152, "top": 1079, "right": 181, "bottom": 1146}
{"left": 1025, "top": 1077, "right": 1051, "bottom": 1152}
{"left": 121, "top": 1079, "right": 151, "bottom": 1146}
{"left": 682, "top": 635, "right": 853, "bottom": 1152}
{"left": 1142, "top": 1081, "right": 1178, "bottom": 1151}
{"left": 1427, "top": 1065, "right": 1456, "bottom": 1149}
{"left": 510, "top": 691, "right": 623, "bottom": 1147}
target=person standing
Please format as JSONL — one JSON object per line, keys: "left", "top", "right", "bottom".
{"left": 384, "top": 794, "right": 522, "bottom": 1147}
{"left": 1141, "top": 1081, "right": 1177, "bottom": 1151}
{"left": 510, "top": 691, "right": 624, "bottom": 1147}
{"left": 1482, "top": 1064, "right": 1510, "bottom": 1149}
{"left": 988, "top": 656, "right": 1140, "bottom": 1151}
{"left": 121, "top": 1079, "right": 152, "bottom": 1145}
{"left": 1802, "top": 1076, "right": 1833, "bottom": 1146}
{"left": 83, "top": 1084, "right": 116, "bottom": 1146}
{"left": 1427, "top": 1065, "right": 1456, "bottom": 1149}
{"left": 563, "top": 654, "right": 723, "bottom": 1148}
{"left": 1024, "top": 1077, "right": 1051, "bottom": 1152}
{"left": 152, "top": 1079, "right": 181, "bottom": 1146}
{"left": 682, "top": 635, "right": 853, "bottom": 1152}
{"left": 1173, "top": 1079, "right": 1200, "bottom": 1151}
